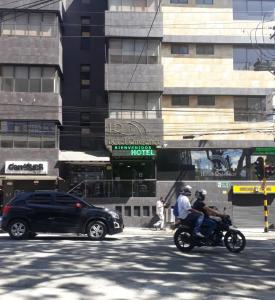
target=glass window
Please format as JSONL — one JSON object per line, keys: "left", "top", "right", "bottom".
{"left": 14, "top": 14, "right": 28, "bottom": 36}
{"left": 234, "top": 97, "right": 265, "bottom": 122}
{"left": 148, "top": 93, "right": 160, "bottom": 118}
{"left": 27, "top": 194, "right": 53, "bottom": 205}
{"left": 135, "top": 93, "right": 147, "bottom": 119}
{"left": 157, "top": 149, "right": 247, "bottom": 180}
{"left": 148, "top": 40, "right": 159, "bottom": 64}
{"left": 198, "top": 95, "right": 215, "bottom": 106}
{"left": 196, "top": 44, "right": 214, "bottom": 55}
{"left": 134, "top": 206, "right": 141, "bottom": 216}
{"left": 29, "top": 13, "right": 41, "bottom": 36}
{"left": 122, "top": 93, "right": 134, "bottom": 119}
{"left": 172, "top": 95, "right": 189, "bottom": 106}
{"left": 196, "top": 0, "right": 213, "bottom": 4}
{"left": 80, "top": 112, "right": 91, "bottom": 123}
{"left": 109, "top": 92, "right": 122, "bottom": 118}
{"left": 29, "top": 67, "right": 41, "bottom": 92}
{"left": 171, "top": 44, "right": 189, "bottom": 55}
{"left": 125, "top": 206, "right": 132, "bottom": 216}
{"left": 42, "top": 13, "right": 55, "bottom": 37}
{"left": 1, "top": 13, "right": 14, "bottom": 35}
{"left": 109, "top": 39, "right": 122, "bottom": 63}
{"left": 55, "top": 195, "right": 79, "bottom": 206}
{"left": 143, "top": 206, "right": 150, "bottom": 216}
{"left": 15, "top": 66, "right": 28, "bottom": 92}
{"left": 171, "top": 0, "right": 188, "bottom": 3}
{"left": 122, "top": 39, "right": 135, "bottom": 64}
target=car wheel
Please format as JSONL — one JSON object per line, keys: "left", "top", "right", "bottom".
{"left": 9, "top": 219, "right": 29, "bottom": 240}
{"left": 87, "top": 221, "right": 107, "bottom": 240}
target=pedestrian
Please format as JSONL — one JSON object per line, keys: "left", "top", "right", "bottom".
{"left": 156, "top": 196, "right": 165, "bottom": 230}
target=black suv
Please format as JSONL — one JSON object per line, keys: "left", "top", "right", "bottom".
{"left": 1, "top": 192, "right": 123, "bottom": 240}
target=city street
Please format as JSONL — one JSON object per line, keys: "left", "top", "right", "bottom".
{"left": 0, "top": 228, "right": 275, "bottom": 300}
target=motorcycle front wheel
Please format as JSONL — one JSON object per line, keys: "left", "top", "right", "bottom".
{"left": 174, "top": 227, "right": 194, "bottom": 252}
{"left": 224, "top": 230, "right": 246, "bottom": 253}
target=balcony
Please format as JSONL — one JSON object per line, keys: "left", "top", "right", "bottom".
{"left": 0, "top": 91, "right": 62, "bottom": 123}
{"left": 105, "top": 11, "right": 163, "bottom": 38}
{"left": 105, "top": 64, "right": 163, "bottom": 92}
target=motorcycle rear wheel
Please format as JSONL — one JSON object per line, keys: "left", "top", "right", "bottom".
{"left": 224, "top": 230, "right": 246, "bottom": 253}
{"left": 174, "top": 227, "right": 194, "bottom": 252}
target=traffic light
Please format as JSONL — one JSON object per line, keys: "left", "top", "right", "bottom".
{"left": 265, "top": 164, "right": 275, "bottom": 179}
{"left": 254, "top": 157, "right": 265, "bottom": 180}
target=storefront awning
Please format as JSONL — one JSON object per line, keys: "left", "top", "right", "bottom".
{"left": 59, "top": 151, "right": 110, "bottom": 164}
{"left": 0, "top": 176, "right": 61, "bottom": 181}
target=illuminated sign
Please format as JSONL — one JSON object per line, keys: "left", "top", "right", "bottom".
{"left": 254, "top": 147, "right": 275, "bottom": 155}
{"left": 233, "top": 185, "right": 275, "bottom": 194}
{"left": 112, "top": 145, "right": 156, "bottom": 157}
{"left": 5, "top": 161, "right": 48, "bottom": 175}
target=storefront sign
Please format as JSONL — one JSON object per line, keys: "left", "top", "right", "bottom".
{"left": 112, "top": 145, "right": 156, "bottom": 157}
{"left": 233, "top": 185, "right": 275, "bottom": 194}
{"left": 5, "top": 161, "right": 48, "bottom": 175}
{"left": 254, "top": 147, "right": 275, "bottom": 155}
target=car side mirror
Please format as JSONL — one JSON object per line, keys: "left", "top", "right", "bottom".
{"left": 75, "top": 202, "right": 82, "bottom": 209}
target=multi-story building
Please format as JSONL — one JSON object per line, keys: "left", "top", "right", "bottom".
{"left": 1, "top": 0, "right": 275, "bottom": 228}
{"left": 102, "top": 0, "right": 275, "bottom": 227}
{"left": 0, "top": 0, "right": 63, "bottom": 208}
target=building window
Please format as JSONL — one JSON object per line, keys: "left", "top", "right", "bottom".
{"left": 234, "top": 97, "right": 266, "bottom": 122}
{"left": 80, "top": 112, "right": 91, "bottom": 124}
{"left": 81, "top": 17, "right": 91, "bottom": 50}
{"left": 0, "top": 121, "right": 57, "bottom": 149}
{"left": 233, "top": 46, "right": 275, "bottom": 70}
{"left": 81, "top": 0, "right": 91, "bottom": 4}
{"left": 0, "top": 65, "right": 60, "bottom": 93}
{"left": 125, "top": 206, "right": 132, "bottom": 216}
{"left": 134, "top": 206, "right": 141, "bottom": 217}
{"left": 171, "top": 44, "right": 189, "bottom": 55}
{"left": 171, "top": 95, "right": 189, "bottom": 106}
{"left": 81, "top": 127, "right": 91, "bottom": 148}
{"left": 109, "top": 39, "right": 160, "bottom": 64}
{"left": 197, "top": 96, "right": 215, "bottom": 106}
{"left": 233, "top": 0, "right": 275, "bottom": 20}
{"left": 109, "top": 0, "right": 159, "bottom": 12}
{"left": 0, "top": 12, "right": 57, "bottom": 37}
{"left": 143, "top": 206, "right": 150, "bottom": 216}
{"left": 196, "top": 0, "right": 213, "bottom": 4}
{"left": 170, "top": 0, "right": 188, "bottom": 3}
{"left": 109, "top": 92, "right": 161, "bottom": 119}
{"left": 196, "top": 44, "right": 214, "bottom": 55}
{"left": 80, "top": 64, "right": 91, "bottom": 87}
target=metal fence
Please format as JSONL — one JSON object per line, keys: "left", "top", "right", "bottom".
{"left": 68, "top": 179, "right": 157, "bottom": 198}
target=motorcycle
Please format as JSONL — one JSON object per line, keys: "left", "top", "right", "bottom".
{"left": 174, "top": 215, "right": 246, "bottom": 253}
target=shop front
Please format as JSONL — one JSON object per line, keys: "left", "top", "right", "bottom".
{"left": 0, "top": 160, "right": 59, "bottom": 205}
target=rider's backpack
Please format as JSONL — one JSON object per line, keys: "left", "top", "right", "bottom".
{"left": 173, "top": 200, "right": 179, "bottom": 217}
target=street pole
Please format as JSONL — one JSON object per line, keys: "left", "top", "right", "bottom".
{"left": 263, "top": 162, "right": 269, "bottom": 233}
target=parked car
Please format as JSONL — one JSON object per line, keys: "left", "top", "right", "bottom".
{"left": 1, "top": 191, "right": 123, "bottom": 240}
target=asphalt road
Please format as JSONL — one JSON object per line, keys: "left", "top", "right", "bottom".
{"left": 0, "top": 228, "right": 275, "bottom": 300}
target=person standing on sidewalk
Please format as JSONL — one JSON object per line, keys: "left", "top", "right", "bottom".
{"left": 156, "top": 196, "right": 165, "bottom": 230}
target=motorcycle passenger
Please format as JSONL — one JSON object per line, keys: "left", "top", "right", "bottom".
{"left": 176, "top": 185, "right": 205, "bottom": 238}
{"left": 193, "top": 189, "right": 224, "bottom": 239}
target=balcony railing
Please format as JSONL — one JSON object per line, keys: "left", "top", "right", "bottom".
{"left": 68, "top": 179, "right": 157, "bottom": 198}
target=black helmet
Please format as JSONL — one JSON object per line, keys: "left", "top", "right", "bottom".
{"left": 195, "top": 189, "right": 207, "bottom": 201}
{"left": 179, "top": 185, "right": 192, "bottom": 196}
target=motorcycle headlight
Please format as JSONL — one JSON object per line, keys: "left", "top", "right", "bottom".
{"left": 109, "top": 211, "right": 119, "bottom": 219}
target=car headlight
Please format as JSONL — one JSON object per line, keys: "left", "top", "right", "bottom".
{"left": 109, "top": 211, "right": 119, "bottom": 219}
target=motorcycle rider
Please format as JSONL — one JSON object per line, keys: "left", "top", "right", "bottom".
{"left": 193, "top": 189, "right": 225, "bottom": 240}
{"left": 176, "top": 185, "right": 205, "bottom": 238}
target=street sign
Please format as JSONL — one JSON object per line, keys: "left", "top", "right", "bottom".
{"left": 254, "top": 147, "right": 275, "bottom": 155}
{"left": 233, "top": 185, "right": 275, "bottom": 194}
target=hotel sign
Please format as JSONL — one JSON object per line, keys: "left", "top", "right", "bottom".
{"left": 112, "top": 145, "right": 156, "bottom": 157}
{"left": 5, "top": 161, "right": 48, "bottom": 175}
{"left": 105, "top": 119, "right": 163, "bottom": 146}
